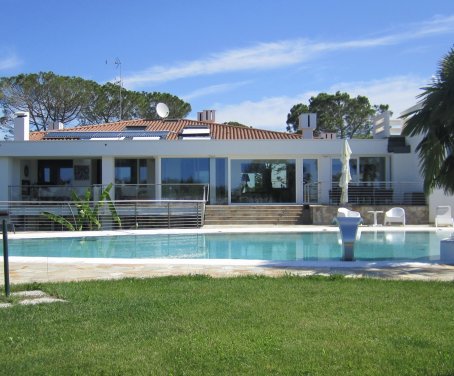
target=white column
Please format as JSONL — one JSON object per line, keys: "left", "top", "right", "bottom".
{"left": 101, "top": 156, "right": 115, "bottom": 199}
{"left": 0, "top": 157, "right": 12, "bottom": 201}
{"left": 227, "top": 158, "right": 231, "bottom": 204}
{"left": 155, "top": 157, "right": 162, "bottom": 200}
{"left": 295, "top": 159, "right": 303, "bottom": 204}
{"left": 209, "top": 158, "right": 216, "bottom": 204}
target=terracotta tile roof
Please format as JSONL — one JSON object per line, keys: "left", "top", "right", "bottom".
{"left": 29, "top": 119, "right": 302, "bottom": 141}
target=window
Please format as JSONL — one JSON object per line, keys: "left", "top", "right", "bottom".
{"left": 115, "top": 159, "right": 137, "bottom": 184}
{"left": 161, "top": 158, "right": 210, "bottom": 200}
{"left": 115, "top": 159, "right": 152, "bottom": 184}
{"left": 215, "top": 158, "right": 228, "bottom": 204}
{"left": 231, "top": 160, "right": 295, "bottom": 203}
{"left": 161, "top": 158, "right": 210, "bottom": 184}
{"left": 359, "top": 157, "right": 385, "bottom": 182}
{"left": 38, "top": 160, "right": 73, "bottom": 185}
{"left": 303, "top": 159, "right": 318, "bottom": 203}
{"left": 331, "top": 159, "right": 358, "bottom": 185}
{"left": 331, "top": 157, "right": 385, "bottom": 185}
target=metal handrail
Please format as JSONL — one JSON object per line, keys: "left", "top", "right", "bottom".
{"left": 328, "top": 181, "right": 426, "bottom": 205}
{"left": 9, "top": 183, "right": 210, "bottom": 202}
{"left": 0, "top": 199, "right": 206, "bottom": 232}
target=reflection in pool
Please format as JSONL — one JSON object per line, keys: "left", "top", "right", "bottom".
{"left": 8, "top": 231, "right": 451, "bottom": 262}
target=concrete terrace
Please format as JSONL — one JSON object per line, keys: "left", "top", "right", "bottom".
{"left": 2, "top": 226, "right": 454, "bottom": 285}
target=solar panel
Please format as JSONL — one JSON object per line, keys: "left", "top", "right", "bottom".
{"left": 44, "top": 131, "right": 170, "bottom": 140}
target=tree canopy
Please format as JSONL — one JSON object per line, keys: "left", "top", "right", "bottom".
{"left": 223, "top": 121, "right": 250, "bottom": 128}
{"left": 0, "top": 72, "right": 191, "bottom": 131}
{"left": 401, "top": 46, "right": 454, "bottom": 194}
{"left": 286, "top": 91, "right": 389, "bottom": 138}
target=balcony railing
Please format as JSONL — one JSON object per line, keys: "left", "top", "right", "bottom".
{"left": 0, "top": 200, "right": 206, "bottom": 232}
{"left": 305, "top": 181, "right": 426, "bottom": 205}
{"left": 9, "top": 184, "right": 210, "bottom": 203}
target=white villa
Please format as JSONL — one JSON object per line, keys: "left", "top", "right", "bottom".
{"left": 0, "top": 109, "right": 452, "bottom": 228}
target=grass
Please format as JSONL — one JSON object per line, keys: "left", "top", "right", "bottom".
{"left": 0, "top": 275, "right": 453, "bottom": 375}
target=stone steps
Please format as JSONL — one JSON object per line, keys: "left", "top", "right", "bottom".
{"left": 204, "top": 205, "right": 307, "bottom": 226}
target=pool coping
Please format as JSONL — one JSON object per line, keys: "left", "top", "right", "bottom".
{"left": 7, "top": 224, "right": 453, "bottom": 239}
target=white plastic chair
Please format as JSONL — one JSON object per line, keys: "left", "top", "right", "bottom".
{"left": 384, "top": 207, "right": 406, "bottom": 226}
{"left": 337, "top": 207, "right": 361, "bottom": 218}
{"left": 435, "top": 205, "right": 454, "bottom": 227}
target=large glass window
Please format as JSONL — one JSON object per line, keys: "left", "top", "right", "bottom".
{"left": 331, "top": 159, "right": 358, "bottom": 185}
{"left": 161, "top": 158, "right": 210, "bottom": 200}
{"left": 359, "top": 157, "right": 385, "bottom": 183}
{"left": 332, "top": 157, "right": 385, "bottom": 184}
{"left": 214, "top": 158, "right": 228, "bottom": 204}
{"left": 115, "top": 159, "right": 137, "bottom": 184}
{"left": 38, "top": 160, "right": 73, "bottom": 185}
{"left": 231, "top": 159, "right": 295, "bottom": 203}
{"left": 303, "top": 159, "right": 318, "bottom": 203}
{"left": 115, "top": 159, "right": 154, "bottom": 199}
{"left": 162, "top": 158, "right": 210, "bottom": 184}
{"left": 330, "top": 156, "right": 387, "bottom": 204}
{"left": 115, "top": 159, "right": 152, "bottom": 185}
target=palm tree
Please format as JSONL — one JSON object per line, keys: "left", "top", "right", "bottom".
{"left": 402, "top": 46, "right": 454, "bottom": 194}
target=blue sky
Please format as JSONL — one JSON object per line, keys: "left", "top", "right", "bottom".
{"left": 1, "top": 0, "right": 454, "bottom": 131}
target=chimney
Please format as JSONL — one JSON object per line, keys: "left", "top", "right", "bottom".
{"left": 14, "top": 112, "right": 30, "bottom": 141}
{"left": 48, "top": 121, "right": 64, "bottom": 130}
{"left": 298, "top": 113, "right": 317, "bottom": 139}
{"left": 197, "top": 110, "right": 216, "bottom": 123}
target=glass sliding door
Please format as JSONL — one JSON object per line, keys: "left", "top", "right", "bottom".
{"left": 38, "top": 160, "right": 73, "bottom": 185}
{"left": 359, "top": 157, "right": 385, "bottom": 183}
{"left": 231, "top": 159, "right": 296, "bottom": 203}
{"left": 303, "top": 159, "right": 318, "bottom": 203}
{"left": 161, "top": 158, "right": 210, "bottom": 200}
{"left": 115, "top": 158, "right": 155, "bottom": 199}
{"left": 330, "top": 156, "right": 388, "bottom": 204}
{"left": 214, "top": 158, "right": 228, "bottom": 204}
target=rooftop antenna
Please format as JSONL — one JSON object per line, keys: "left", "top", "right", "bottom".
{"left": 114, "top": 58, "right": 123, "bottom": 121}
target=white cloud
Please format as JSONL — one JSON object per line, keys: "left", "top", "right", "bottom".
{"left": 182, "top": 81, "right": 252, "bottom": 101}
{"left": 329, "top": 76, "right": 427, "bottom": 115}
{"left": 0, "top": 54, "right": 21, "bottom": 71}
{"left": 215, "top": 76, "right": 427, "bottom": 131}
{"left": 123, "top": 40, "right": 315, "bottom": 88}
{"left": 216, "top": 96, "right": 312, "bottom": 131}
{"left": 122, "top": 15, "right": 454, "bottom": 89}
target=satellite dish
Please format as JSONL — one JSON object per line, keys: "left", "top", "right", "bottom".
{"left": 156, "top": 102, "right": 170, "bottom": 119}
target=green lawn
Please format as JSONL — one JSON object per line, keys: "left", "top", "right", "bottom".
{"left": 0, "top": 275, "right": 453, "bottom": 375}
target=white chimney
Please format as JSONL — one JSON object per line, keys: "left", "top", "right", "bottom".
{"left": 48, "top": 121, "right": 64, "bottom": 130}
{"left": 299, "top": 113, "right": 317, "bottom": 139}
{"left": 197, "top": 110, "right": 216, "bottom": 123}
{"left": 14, "top": 112, "right": 30, "bottom": 141}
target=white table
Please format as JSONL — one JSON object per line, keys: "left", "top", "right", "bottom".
{"left": 367, "top": 210, "right": 384, "bottom": 226}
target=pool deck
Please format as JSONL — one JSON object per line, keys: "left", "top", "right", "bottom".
{"left": 2, "top": 225, "right": 454, "bottom": 285}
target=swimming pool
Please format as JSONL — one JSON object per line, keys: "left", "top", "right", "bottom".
{"left": 7, "top": 231, "right": 452, "bottom": 262}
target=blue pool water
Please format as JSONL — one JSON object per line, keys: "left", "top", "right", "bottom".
{"left": 6, "top": 231, "right": 452, "bottom": 262}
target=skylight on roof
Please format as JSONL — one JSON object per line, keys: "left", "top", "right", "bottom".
{"left": 44, "top": 131, "right": 169, "bottom": 140}
{"left": 125, "top": 125, "right": 147, "bottom": 131}
{"left": 181, "top": 136, "right": 212, "bottom": 140}
{"left": 181, "top": 127, "right": 210, "bottom": 135}
{"left": 179, "top": 126, "right": 210, "bottom": 140}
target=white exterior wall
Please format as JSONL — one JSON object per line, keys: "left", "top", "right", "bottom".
{"left": 101, "top": 157, "right": 115, "bottom": 199}
{"left": 0, "top": 137, "right": 411, "bottom": 205}
{"left": 0, "top": 138, "right": 389, "bottom": 158}
{"left": 428, "top": 189, "right": 454, "bottom": 223}
{"left": 0, "top": 158, "right": 12, "bottom": 201}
